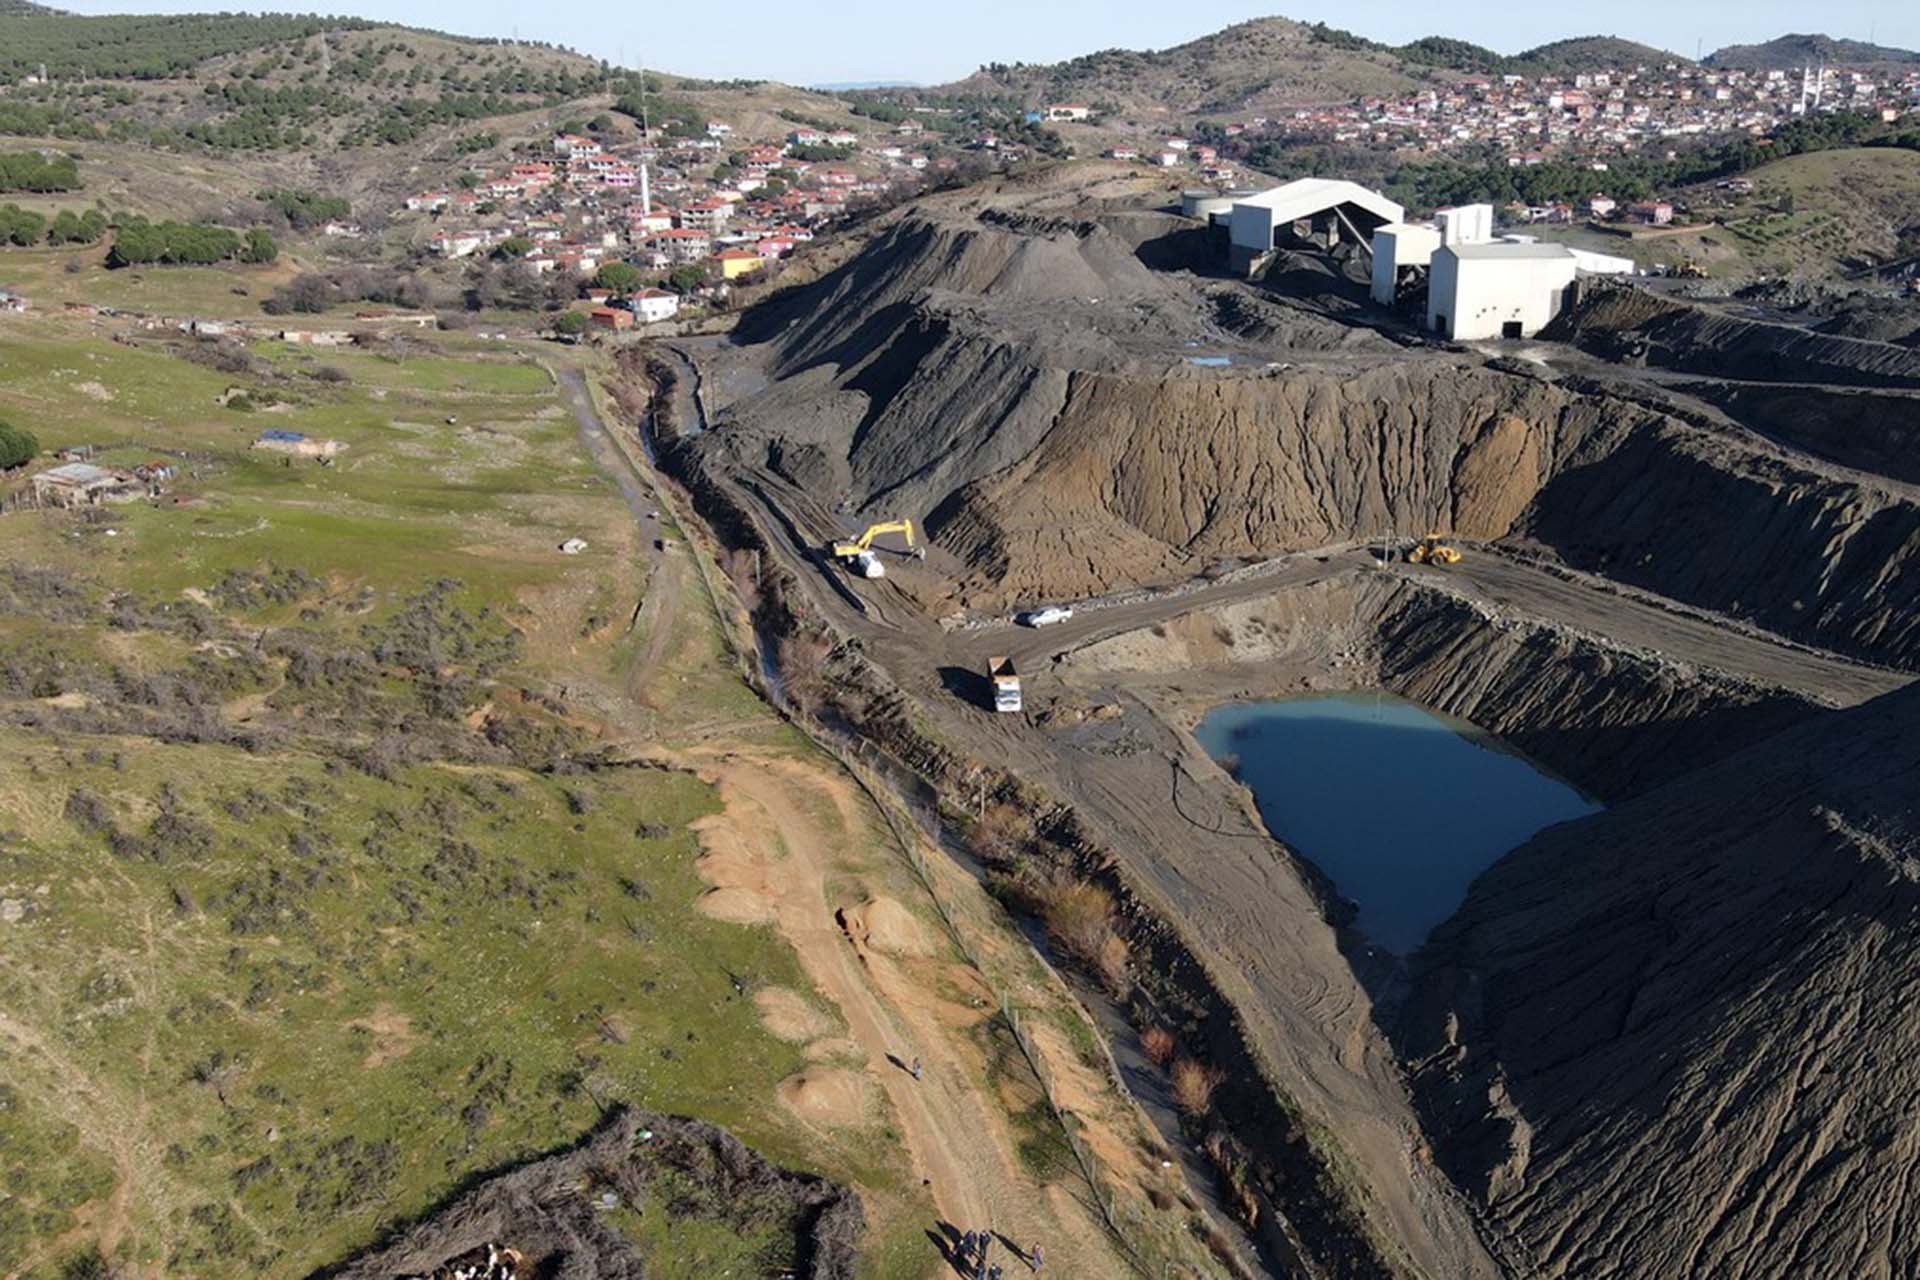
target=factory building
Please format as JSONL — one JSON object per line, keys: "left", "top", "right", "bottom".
{"left": 1370, "top": 223, "right": 1443, "bottom": 306}
{"left": 1370, "top": 199, "right": 1636, "bottom": 338}
{"left": 1227, "top": 179, "right": 1404, "bottom": 275}
{"left": 1427, "top": 243, "right": 1580, "bottom": 341}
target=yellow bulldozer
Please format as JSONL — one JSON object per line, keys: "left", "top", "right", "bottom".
{"left": 1406, "top": 532, "right": 1463, "bottom": 566}
{"left": 831, "top": 519, "right": 924, "bottom": 579}
{"left": 1674, "top": 258, "right": 1709, "bottom": 279}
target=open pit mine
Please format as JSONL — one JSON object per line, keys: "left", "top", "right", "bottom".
{"left": 643, "top": 164, "right": 1920, "bottom": 1280}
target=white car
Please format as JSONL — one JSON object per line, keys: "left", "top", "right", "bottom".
{"left": 1017, "top": 605, "right": 1074, "bottom": 628}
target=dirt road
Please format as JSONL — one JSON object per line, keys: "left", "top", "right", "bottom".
{"left": 557, "top": 364, "right": 683, "bottom": 701}
{"left": 684, "top": 748, "right": 1129, "bottom": 1276}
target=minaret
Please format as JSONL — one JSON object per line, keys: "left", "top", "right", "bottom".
{"left": 638, "top": 65, "right": 653, "bottom": 220}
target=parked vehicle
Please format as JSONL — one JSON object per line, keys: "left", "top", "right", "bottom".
{"left": 987, "top": 656, "right": 1022, "bottom": 713}
{"left": 1017, "top": 605, "right": 1073, "bottom": 627}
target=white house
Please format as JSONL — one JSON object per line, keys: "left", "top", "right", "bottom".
{"left": 633, "top": 288, "right": 680, "bottom": 325}
{"left": 1427, "top": 242, "right": 1579, "bottom": 341}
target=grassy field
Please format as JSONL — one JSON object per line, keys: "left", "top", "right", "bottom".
{"left": 0, "top": 319, "right": 940, "bottom": 1276}
{"left": 1519, "top": 148, "right": 1920, "bottom": 281}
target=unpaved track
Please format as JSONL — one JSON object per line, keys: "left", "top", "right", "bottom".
{"left": 684, "top": 749, "right": 1127, "bottom": 1275}
{"left": 558, "top": 364, "right": 682, "bottom": 701}
{"left": 570, "top": 362, "right": 1130, "bottom": 1275}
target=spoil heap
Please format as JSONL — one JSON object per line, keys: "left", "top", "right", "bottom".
{"left": 1402, "top": 683, "right": 1920, "bottom": 1279}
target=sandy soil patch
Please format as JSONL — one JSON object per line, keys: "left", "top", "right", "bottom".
{"left": 346, "top": 1006, "right": 417, "bottom": 1068}
{"left": 839, "top": 896, "right": 935, "bottom": 958}
{"left": 776, "top": 1067, "right": 871, "bottom": 1128}
{"left": 690, "top": 810, "right": 779, "bottom": 924}
{"left": 755, "top": 987, "right": 836, "bottom": 1043}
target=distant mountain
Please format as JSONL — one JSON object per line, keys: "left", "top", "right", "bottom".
{"left": 1707, "top": 33, "right": 1920, "bottom": 68}
{"left": 932, "top": 18, "right": 1694, "bottom": 118}
{"left": 813, "top": 80, "right": 921, "bottom": 91}
{"left": 937, "top": 17, "right": 1428, "bottom": 115}
{"left": 0, "top": 0, "right": 64, "bottom": 13}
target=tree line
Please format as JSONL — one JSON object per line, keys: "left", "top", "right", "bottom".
{"left": 0, "top": 150, "right": 81, "bottom": 193}
{"left": 1384, "top": 110, "right": 1920, "bottom": 209}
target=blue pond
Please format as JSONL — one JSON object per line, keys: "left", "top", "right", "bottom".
{"left": 1193, "top": 693, "right": 1600, "bottom": 953}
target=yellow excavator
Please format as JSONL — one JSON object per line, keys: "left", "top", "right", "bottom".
{"left": 831, "top": 519, "right": 924, "bottom": 579}
{"left": 1406, "top": 532, "right": 1463, "bottom": 566}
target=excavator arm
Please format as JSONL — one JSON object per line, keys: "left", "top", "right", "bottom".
{"left": 832, "top": 519, "right": 918, "bottom": 559}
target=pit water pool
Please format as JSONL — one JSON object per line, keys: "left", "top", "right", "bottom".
{"left": 1193, "top": 692, "right": 1601, "bottom": 953}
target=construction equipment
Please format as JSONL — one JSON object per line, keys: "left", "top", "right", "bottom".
{"left": 831, "top": 519, "right": 923, "bottom": 579}
{"left": 987, "top": 656, "right": 1022, "bottom": 713}
{"left": 1674, "top": 258, "right": 1709, "bottom": 279}
{"left": 1406, "top": 532, "right": 1463, "bottom": 566}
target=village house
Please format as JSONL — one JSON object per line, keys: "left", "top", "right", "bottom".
{"left": 589, "top": 306, "right": 633, "bottom": 331}
{"left": 1042, "top": 103, "right": 1092, "bottom": 122}
{"left": 1629, "top": 200, "right": 1674, "bottom": 225}
{"left": 553, "top": 133, "right": 602, "bottom": 159}
{"left": 30, "top": 462, "right": 141, "bottom": 508}
{"left": 716, "top": 248, "right": 765, "bottom": 280}
{"left": 678, "top": 198, "right": 734, "bottom": 231}
{"left": 632, "top": 288, "right": 680, "bottom": 324}
{"left": 787, "top": 127, "right": 826, "bottom": 147}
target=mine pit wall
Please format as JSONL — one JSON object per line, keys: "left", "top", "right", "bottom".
{"left": 1066, "top": 573, "right": 1825, "bottom": 804}
{"left": 1549, "top": 288, "right": 1920, "bottom": 389}
{"left": 653, "top": 436, "right": 1420, "bottom": 1280}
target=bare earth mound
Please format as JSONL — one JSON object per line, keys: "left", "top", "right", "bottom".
{"left": 1401, "top": 682, "right": 1920, "bottom": 1279}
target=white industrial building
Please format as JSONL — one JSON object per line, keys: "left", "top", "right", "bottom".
{"left": 1370, "top": 223, "right": 1443, "bottom": 306}
{"left": 1427, "top": 243, "right": 1580, "bottom": 340}
{"left": 1228, "top": 179, "right": 1404, "bottom": 274}
{"left": 1369, "top": 200, "right": 1637, "bottom": 339}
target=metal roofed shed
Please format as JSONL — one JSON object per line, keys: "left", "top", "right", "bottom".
{"left": 1228, "top": 179, "right": 1405, "bottom": 275}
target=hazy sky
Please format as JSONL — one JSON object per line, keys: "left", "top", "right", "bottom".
{"left": 57, "top": 1, "right": 1920, "bottom": 85}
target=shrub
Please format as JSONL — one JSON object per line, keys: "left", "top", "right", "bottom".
{"left": 0, "top": 419, "right": 39, "bottom": 469}
{"left": 1041, "top": 879, "right": 1115, "bottom": 968}
{"left": 1141, "top": 1025, "right": 1177, "bottom": 1067}
{"left": 966, "top": 802, "right": 1030, "bottom": 866}
{"left": 1170, "top": 1058, "right": 1223, "bottom": 1117}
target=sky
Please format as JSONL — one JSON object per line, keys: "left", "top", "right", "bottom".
{"left": 58, "top": 1, "right": 1920, "bottom": 86}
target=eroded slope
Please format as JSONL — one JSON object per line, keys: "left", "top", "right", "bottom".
{"left": 1401, "top": 682, "right": 1920, "bottom": 1279}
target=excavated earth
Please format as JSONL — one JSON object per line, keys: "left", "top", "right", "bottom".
{"left": 667, "top": 164, "right": 1920, "bottom": 1280}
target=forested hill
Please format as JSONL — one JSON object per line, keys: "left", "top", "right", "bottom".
{"left": 0, "top": 12, "right": 618, "bottom": 152}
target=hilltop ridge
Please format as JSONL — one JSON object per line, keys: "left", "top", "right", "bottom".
{"left": 1708, "top": 32, "right": 1920, "bottom": 68}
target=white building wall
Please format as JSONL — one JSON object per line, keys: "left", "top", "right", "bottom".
{"left": 1228, "top": 203, "right": 1276, "bottom": 254}
{"left": 1568, "top": 247, "right": 1636, "bottom": 275}
{"left": 1370, "top": 223, "right": 1443, "bottom": 306}
{"left": 1428, "top": 251, "right": 1579, "bottom": 340}
{"left": 1435, "top": 203, "right": 1494, "bottom": 246}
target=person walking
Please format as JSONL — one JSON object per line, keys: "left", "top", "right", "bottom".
{"left": 911, "top": 1056, "right": 924, "bottom": 1082}
{"left": 1028, "top": 1242, "right": 1043, "bottom": 1272}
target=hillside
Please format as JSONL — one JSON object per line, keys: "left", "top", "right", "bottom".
{"left": 938, "top": 17, "right": 1428, "bottom": 116}
{"left": 1402, "top": 680, "right": 1920, "bottom": 1278}
{"left": 1708, "top": 32, "right": 1920, "bottom": 68}
{"left": 1509, "top": 35, "right": 1685, "bottom": 73}
{"left": 932, "top": 19, "right": 1691, "bottom": 118}
{"left": 0, "top": 16, "right": 610, "bottom": 151}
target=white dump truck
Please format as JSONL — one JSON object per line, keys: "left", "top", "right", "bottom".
{"left": 987, "top": 656, "right": 1022, "bottom": 714}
